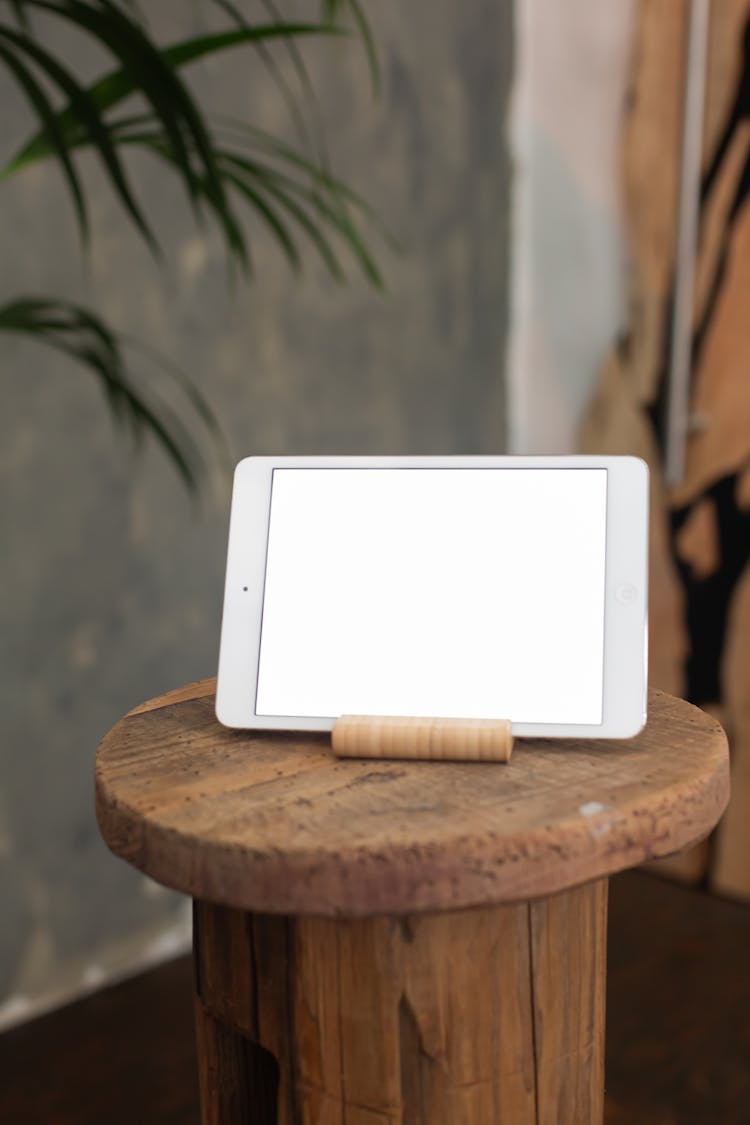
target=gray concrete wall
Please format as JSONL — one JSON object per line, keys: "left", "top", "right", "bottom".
{"left": 0, "top": 1, "right": 512, "bottom": 1024}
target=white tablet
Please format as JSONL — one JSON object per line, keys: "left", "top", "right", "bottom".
{"left": 216, "top": 455, "right": 649, "bottom": 738}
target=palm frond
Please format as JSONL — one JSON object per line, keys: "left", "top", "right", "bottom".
{"left": 1, "top": 4, "right": 345, "bottom": 262}
{"left": 216, "top": 117, "right": 395, "bottom": 242}
{"left": 219, "top": 151, "right": 383, "bottom": 286}
{"left": 322, "top": 0, "right": 379, "bottom": 91}
{"left": 0, "top": 21, "right": 158, "bottom": 249}
{"left": 4, "top": 17, "right": 345, "bottom": 173}
{"left": 211, "top": 0, "right": 321, "bottom": 162}
{"left": 0, "top": 37, "right": 88, "bottom": 239}
{"left": 0, "top": 1, "right": 385, "bottom": 494}
{"left": 0, "top": 297, "right": 228, "bottom": 493}
{"left": 108, "top": 115, "right": 386, "bottom": 286}
{"left": 222, "top": 154, "right": 347, "bottom": 280}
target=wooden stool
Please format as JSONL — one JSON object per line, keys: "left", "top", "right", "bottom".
{"left": 95, "top": 681, "right": 728, "bottom": 1125}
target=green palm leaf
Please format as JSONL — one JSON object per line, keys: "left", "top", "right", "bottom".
{"left": 0, "top": 298, "right": 228, "bottom": 493}
{"left": 107, "top": 117, "right": 385, "bottom": 285}
{"left": 3, "top": 13, "right": 345, "bottom": 172}
{"left": 0, "top": 7, "right": 349, "bottom": 266}
{"left": 0, "top": 21, "right": 158, "bottom": 248}
{"left": 0, "top": 1, "right": 385, "bottom": 492}
{"left": 0, "top": 38, "right": 88, "bottom": 239}
{"left": 322, "top": 0, "right": 379, "bottom": 91}
{"left": 219, "top": 150, "right": 384, "bottom": 286}
{"left": 216, "top": 117, "right": 395, "bottom": 243}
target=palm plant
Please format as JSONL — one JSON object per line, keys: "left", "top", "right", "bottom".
{"left": 0, "top": 0, "right": 382, "bottom": 491}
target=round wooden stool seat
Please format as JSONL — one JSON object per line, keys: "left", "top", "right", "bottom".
{"left": 96, "top": 681, "right": 729, "bottom": 1125}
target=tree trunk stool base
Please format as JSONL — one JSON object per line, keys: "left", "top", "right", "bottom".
{"left": 95, "top": 680, "right": 729, "bottom": 1125}
{"left": 193, "top": 883, "right": 606, "bottom": 1125}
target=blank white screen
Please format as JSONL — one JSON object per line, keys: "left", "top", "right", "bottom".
{"left": 256, "top": 468, "right": 607, "bottom": 724}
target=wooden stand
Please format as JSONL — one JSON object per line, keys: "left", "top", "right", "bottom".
{"left": 332, "top": 714, "right": 514, "bottom": 762}
{"left": 95, "top": 679, "right": 729, "bottom": 1125}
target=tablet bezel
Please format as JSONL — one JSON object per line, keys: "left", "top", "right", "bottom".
{"left": 215, "top": 455, "right": 649, "bottom": 737}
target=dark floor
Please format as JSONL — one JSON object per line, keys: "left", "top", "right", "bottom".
{"left": 605, "top": 870, "right": 750, "bottom": 1125}
{"left": 1, "top": 871, "right": 749, "bottom": 1124}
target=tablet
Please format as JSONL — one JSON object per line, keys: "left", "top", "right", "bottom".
{"left": 215, "top": 455, "right": 649, "bottom": 737}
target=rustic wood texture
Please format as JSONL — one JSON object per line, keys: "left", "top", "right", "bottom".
{"left": 580, "top": 0, "right": 691, "bottom": 715}
{"left": 672, "top": 2, "right": 750, "bottom": 510}
{"left": 129, "top": 677, "right": 217, "bottom": 716}
{"left": 193, "top": 886, "right": 607, "bottom": 1125}
{"left": 95, "top": 682, "right": 728, "bottom": 1123}
{"left": 331, "top": 714, "right": 514, "bottom": 762}
{"left": 580, "top": 0, "right": 750, "bottom": 893}
{"left": 529, "top": 880, "right": 607, "bottom": 1125}
{"left": 96, "top": 679, "right": 728, "bottom": 917}
{"left": 193, "top": 997, "right": 265, "bottom": 1125}
{"left": 193, "top": 907, "right": 293, "bottom": 1125}
{"left": 713, "top": 568, "right": 750, "bottom": 894}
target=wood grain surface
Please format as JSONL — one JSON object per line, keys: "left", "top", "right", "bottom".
{"left": 193, "top": 884, "right": 607, "bottom": 1125}
{"left": 332, "top": 714, "right": 514, "bottom": 762}
{"left": 95, "top": 680, "right": 728, "bottom": 916}
{"left": 580, "top": 0, "right": 750, "bottom": 896}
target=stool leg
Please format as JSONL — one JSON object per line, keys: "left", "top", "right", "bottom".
{"left": 193, "top": 879, "right": 607, "bottom": 1125}
{"left": 193, "top": 903, "right": 294, "bottom": 1124}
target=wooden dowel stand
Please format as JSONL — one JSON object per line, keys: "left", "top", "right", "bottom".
{"left": 331, "top": 714, "right": 514, "bottom": 762}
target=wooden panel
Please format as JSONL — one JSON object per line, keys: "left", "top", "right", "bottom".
{"left": 621, "top": 0, "right": 686, "bottom": 362}
{"left": 714, "top": 561, "right": 750, "bottom": 896}
{"left": 580, "top": 0, "right": 750, "bottom": 895}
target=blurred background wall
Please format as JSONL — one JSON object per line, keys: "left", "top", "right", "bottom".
{"left": 0, "top": 0, "right": 658, "bottom": 1029}
{"left": 0, "top": 1, "right": 515, "bottom": 1025}
{"left": 509, "top": 0, "right": 634, "bottom": 453}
